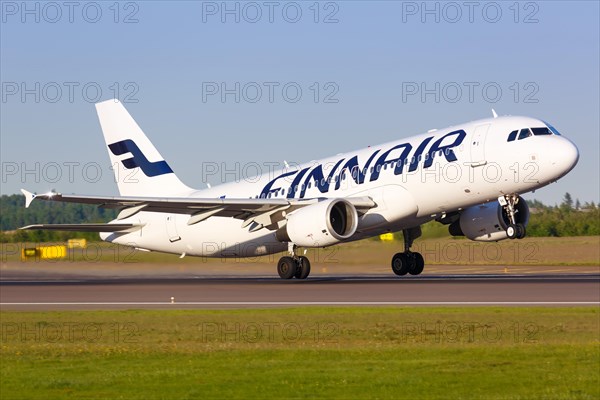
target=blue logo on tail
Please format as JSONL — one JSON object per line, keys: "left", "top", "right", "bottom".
{"left": 108, "top": 139, "right": 173, "bottom": 177}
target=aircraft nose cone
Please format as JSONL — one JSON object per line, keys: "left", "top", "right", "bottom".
{"left": 564, "top": 139, "right": 579, "bottom": 171}
{"left": 554, "top": 138, "right": 579, "bottom": 175}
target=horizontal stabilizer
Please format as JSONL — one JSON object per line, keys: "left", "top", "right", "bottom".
{"left": 19, "top": 223, "right": 143, "bottom": 233}
{"left": 20, "top": 189, "right": 37, "bottom": 208}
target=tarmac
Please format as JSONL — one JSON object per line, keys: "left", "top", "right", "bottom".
{"left": 1, "top": 262, "right": 598, "bottom": 310}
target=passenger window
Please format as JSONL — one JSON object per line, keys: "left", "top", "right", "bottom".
{"left": 507, "top": 130, "right": 518, "bottom": 142}
{"left": 518, "top": 128, "right": 532, "bottom": 140}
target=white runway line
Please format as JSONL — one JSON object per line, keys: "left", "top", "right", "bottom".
{"left": 1, "top": 301, "right": 599, "bottom": 306}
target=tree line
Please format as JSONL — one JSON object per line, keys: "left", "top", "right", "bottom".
{"left": 0, "top": 193, "right": 598, "bottom": 243}
{"left": 525, "top": 193, "right": 599, "bottom": 237}
{"left": 0, "top": 194, "right": 117, "bottom": 243}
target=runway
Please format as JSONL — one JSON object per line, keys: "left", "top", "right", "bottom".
{"left": 1, "top": 273, "right": 598, "bottom": 310}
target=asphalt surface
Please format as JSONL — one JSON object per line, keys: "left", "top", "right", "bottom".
{"left": 1, "top": 271, "right": 598, "bottom": 310}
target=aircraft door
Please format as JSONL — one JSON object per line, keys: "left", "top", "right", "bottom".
{"left": 166, "top": 215, "right": 181, "bottom": 242}
{"left": 470, "top": 124, "right": 490, "bottom": 166}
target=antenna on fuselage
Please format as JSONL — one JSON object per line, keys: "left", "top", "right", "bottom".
{"left": 492, "top": 109, "right": 498, "bottom": 118}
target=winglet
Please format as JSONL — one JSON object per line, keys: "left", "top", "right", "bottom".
{"left": 20, "top": 189, "right": 36, "bottom": 208}
{"left": 492, "top": 109, "right": 498, "bottom": 118}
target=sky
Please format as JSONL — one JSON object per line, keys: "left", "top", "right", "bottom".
{"left": 1, "top": 0, "right": 599, "bottom": 205}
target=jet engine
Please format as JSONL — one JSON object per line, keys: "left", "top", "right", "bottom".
{"left": 449, "top": 197, "right": 529, "bottom": 242}
{"left": 276, "top": 198, "right": 358, "bottom": 247}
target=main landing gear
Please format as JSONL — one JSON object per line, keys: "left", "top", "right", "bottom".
{"left": 391, "top": 227, "right": 425, "bottom": 277}
{"left": 277, "top": 243, "right": 311, "bottom": 280}
{"left": 499, "top": 194, "right": 526, "bottom": 240}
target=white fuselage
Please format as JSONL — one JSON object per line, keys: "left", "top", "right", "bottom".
{"left": 102, "top": 115, "right": 579, "bottom": 257}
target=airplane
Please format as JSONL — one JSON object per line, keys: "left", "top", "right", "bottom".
{"left": 20, "top": 100, "right": 579, "bottom": 279}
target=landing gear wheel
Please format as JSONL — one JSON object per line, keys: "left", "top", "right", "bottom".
{"left": 391, "top": 227, "right": 427, "bottom": 277}
{"left": 295, "top": 256, "right": 311, "bottom": 279}
{"left": 391, "top": 253, "right": 410, "bottom": 276}
{"left": 507, "top": 224, "right": 518, "bottom": 239}
{"left": 516, "top": 223, "right": 526, "bottom": 239}
{"left": 277, "top": 256, "right": 297, "bottom": 279}
{"left": 409, "top": 252, "right": 425, "bottom": 275}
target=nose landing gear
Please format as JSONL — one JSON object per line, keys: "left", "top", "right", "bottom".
{"left": 499, "top": 194, "right": 527, "bottom": 240}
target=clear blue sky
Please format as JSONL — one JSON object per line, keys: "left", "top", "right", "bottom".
{"left": 1, "top": 1, "right": 598, "bottom": 205}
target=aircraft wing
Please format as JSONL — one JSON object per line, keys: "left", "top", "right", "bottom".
{"left": 20, "top": 189, "right": 376, "bottom": 231}
{"left": 20, "top": 223, "right": 143, "bottom": 233}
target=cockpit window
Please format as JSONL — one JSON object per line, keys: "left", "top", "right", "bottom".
{"left": 508, "top": 125, "right": 558, "bottom": 142}
{"left": 518, "top": 128, "right": 532, "bottom": 140}
{"left": 543, "top": 121, "right": 562, "bottom": 136}
{"left": 531, "top": 127, "right": 552, "bottom": 136}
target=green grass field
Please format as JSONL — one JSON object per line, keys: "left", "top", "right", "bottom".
{"left": 2, "top": 236, "right": 600, "bottom": 266}
{"left": 1, "top": 307, "right": 598, "bottom": 399}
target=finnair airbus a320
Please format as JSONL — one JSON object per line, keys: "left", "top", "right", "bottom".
{"left": 21, "top": 100, "right": 579, "bottom": 279}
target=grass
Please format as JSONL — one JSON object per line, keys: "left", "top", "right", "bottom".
{"left": 1, "top": 307, "right": 599, "bottom": 399}
{"left": 2, "top": 236, "right": 599, "bottom": 266}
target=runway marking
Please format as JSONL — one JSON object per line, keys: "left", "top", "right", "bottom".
{"left": 1, "top": 274, "right": 598, "bottom": 284}
{"left": 1, "top": 301, "right": 599, "bottom": 306}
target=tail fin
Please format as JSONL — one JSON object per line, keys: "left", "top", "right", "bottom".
{"left": 95, "top": 99, "right": 193, "bottom": 197}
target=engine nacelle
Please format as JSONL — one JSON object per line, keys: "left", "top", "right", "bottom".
{"left": 450, "top": 197, "right": 529, "bottom": 242}
{"left": 276, "top": 198, "right": 358, "bottom": 247}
